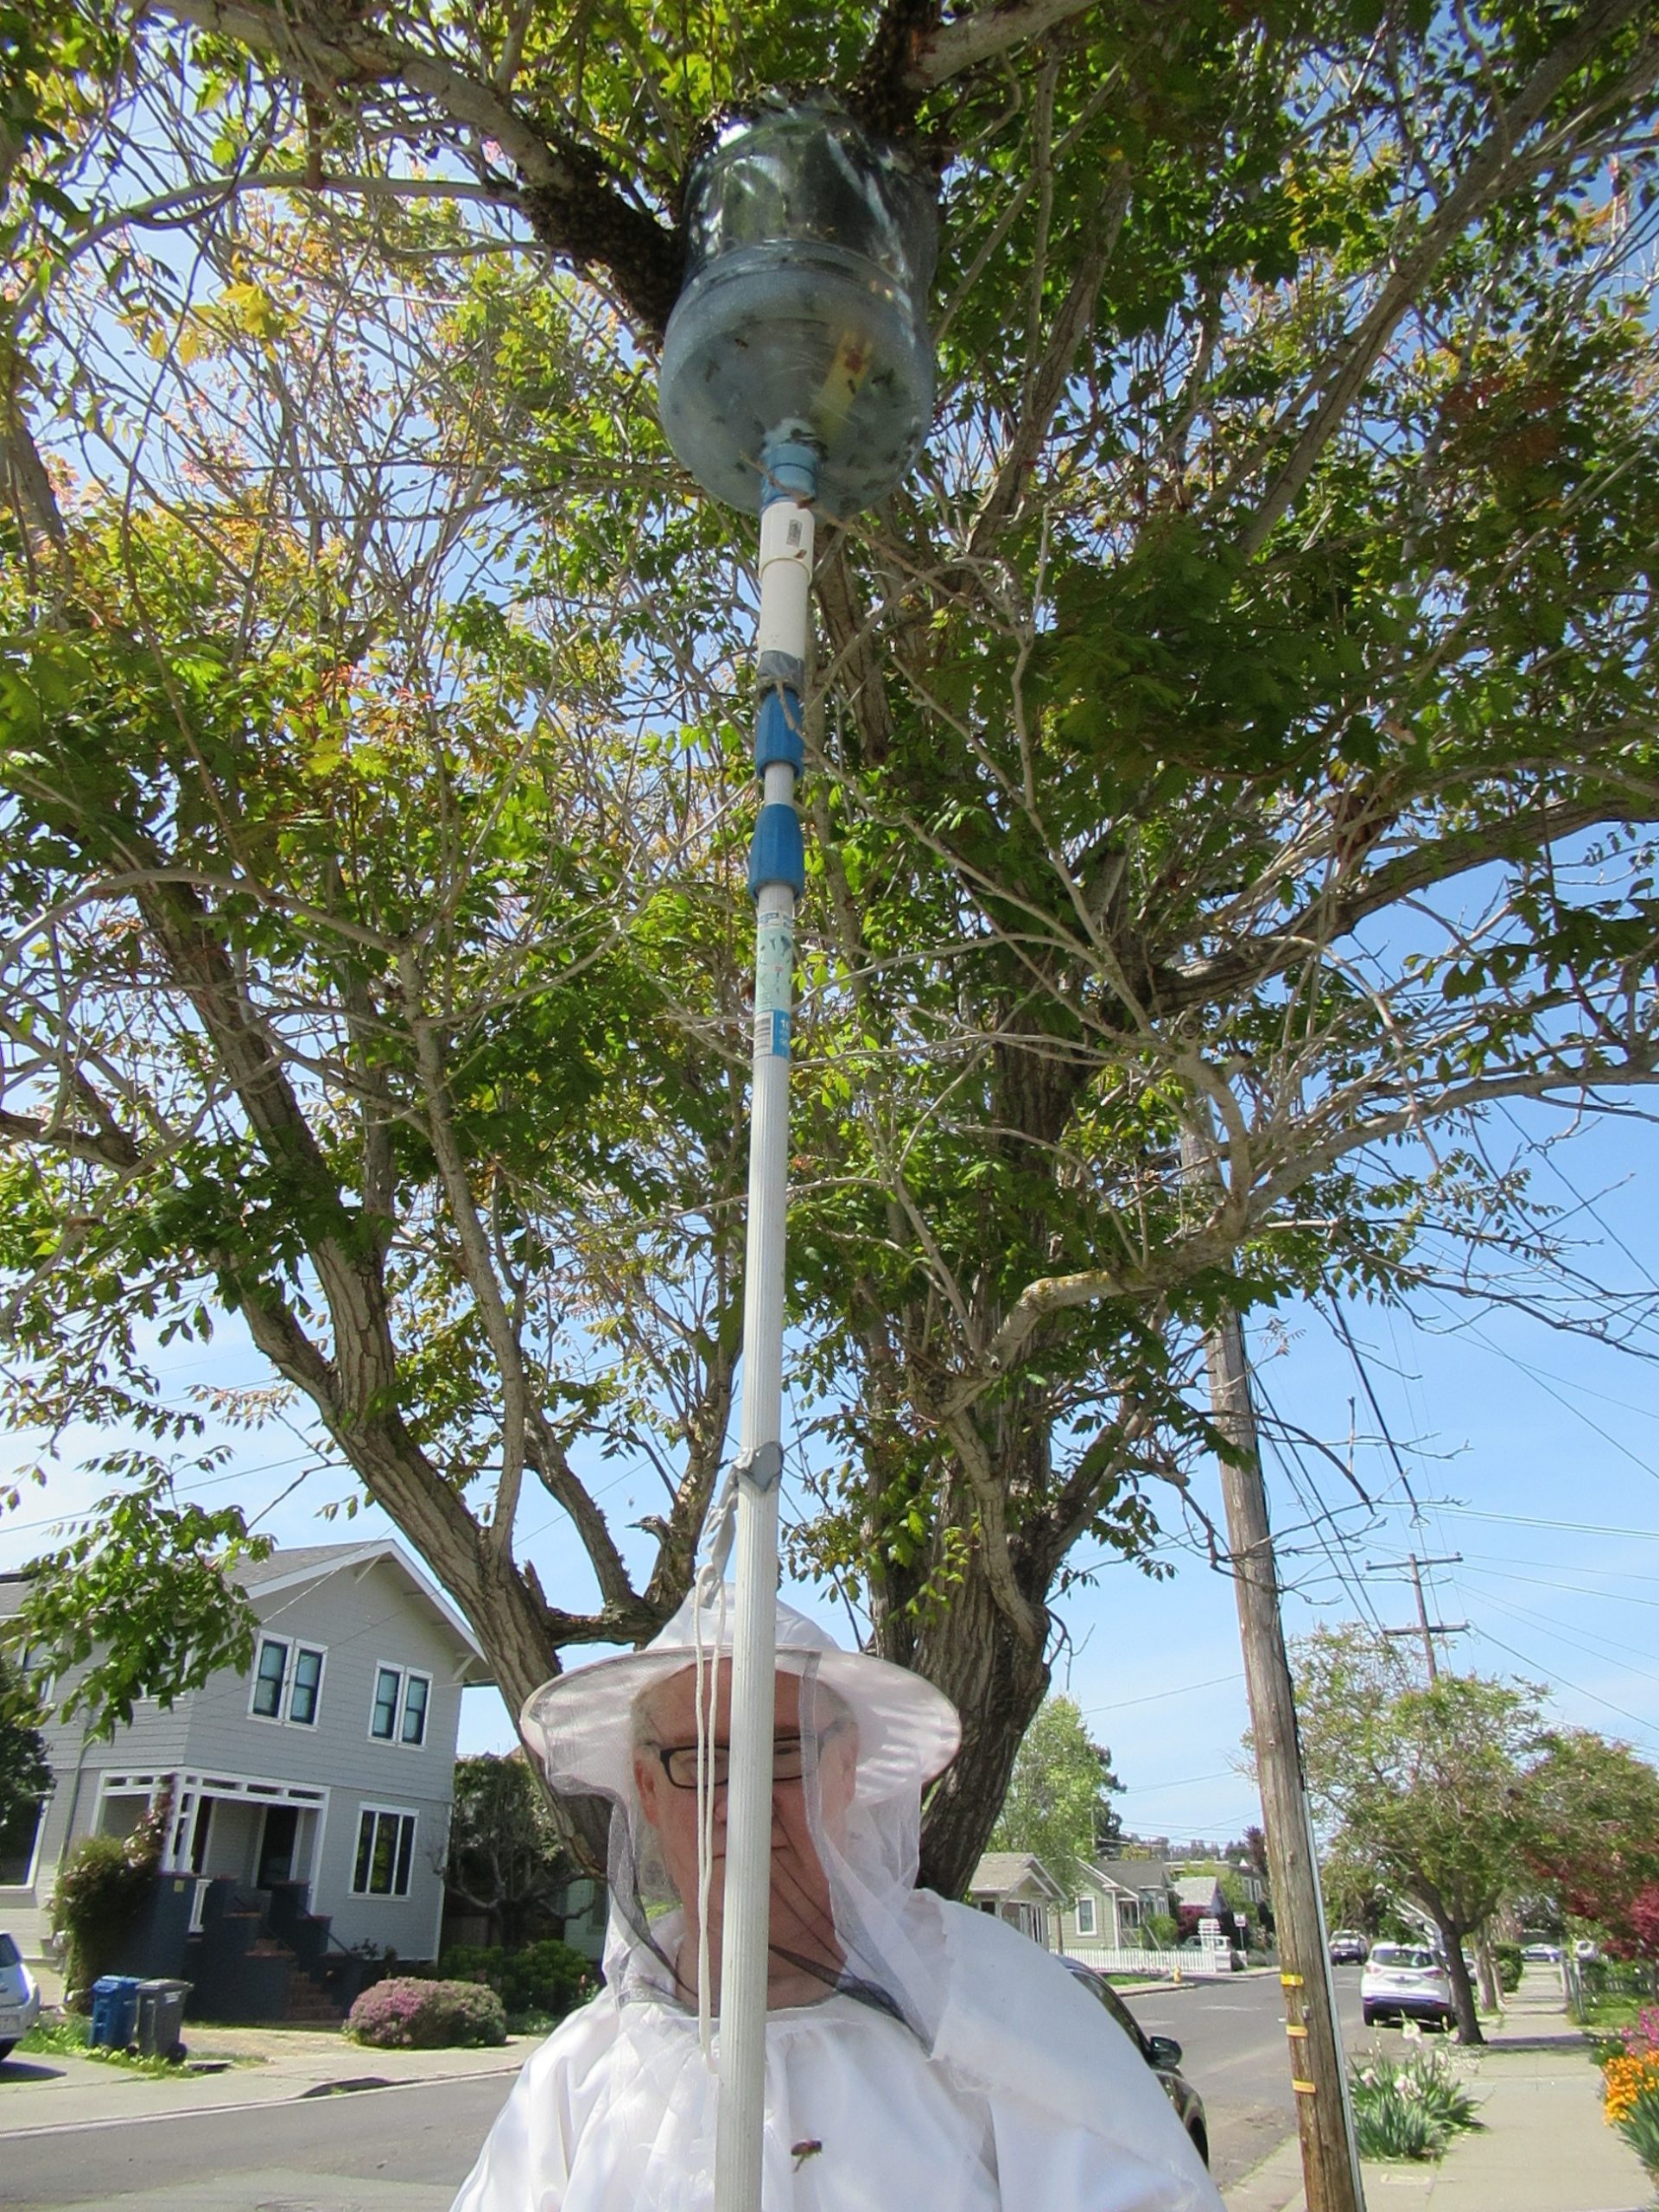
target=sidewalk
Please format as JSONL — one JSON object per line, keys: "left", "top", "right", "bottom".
{"left": 1224, "top": 1969, "right": 1653, "bottom": 2212}
{"left": 0, "top": 2018, "right": 529, "bottom": 2138}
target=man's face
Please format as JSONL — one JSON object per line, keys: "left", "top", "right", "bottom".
{"left": 632, "top": 1663, "right": 857, "bottom": 1959}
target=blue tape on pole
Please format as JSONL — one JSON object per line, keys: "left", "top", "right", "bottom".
{"left": 754, "top": 689, "right": 804, "bottom": 775}
{"left": 748, "top": 803, "right": 804, "bottom": 899}
{"left": 760, "top": 435, "right": 820, "bottom": 509}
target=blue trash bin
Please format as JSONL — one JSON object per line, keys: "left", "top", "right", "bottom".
{"left": 90, "top": 1974, "right": 142, "bottom": 2049}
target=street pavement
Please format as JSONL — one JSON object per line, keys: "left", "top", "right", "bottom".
{"left": 1122, "top": 1965, "right": 1369, "bottom": 2189}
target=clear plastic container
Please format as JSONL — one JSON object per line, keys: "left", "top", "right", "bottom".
{"left": 658, "top": 92, "right": 937, "bottom": 515}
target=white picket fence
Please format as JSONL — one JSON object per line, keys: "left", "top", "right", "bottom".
{"left": 1066, "top": 1942, "right": 1234, "bottom": 1978}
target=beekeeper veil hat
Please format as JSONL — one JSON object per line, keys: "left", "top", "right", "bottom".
{"left": 521, "top": 1583, "right": 960, "bottom": 2039}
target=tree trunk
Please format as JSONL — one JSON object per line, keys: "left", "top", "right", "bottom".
{"left": 1424, "top": 1910, "right": 1484, "bottom": 2044}
{"left": 904, "top": 1559, "right": 1051, "bottom": 1899}
{"left": 1474, "top": 1934, "right": 1501, "bottom": 2019}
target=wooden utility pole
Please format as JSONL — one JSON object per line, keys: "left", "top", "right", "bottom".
{"left": 1198, "top": 1298, "right": 1366, "bottom": 2212}
{"left": 1366, "top": 1553, "right": 1466, "bottom": 1682}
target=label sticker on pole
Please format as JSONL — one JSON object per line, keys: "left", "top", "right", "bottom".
{"left": 755, "top": 919, "right": 793, "bottom": 1058}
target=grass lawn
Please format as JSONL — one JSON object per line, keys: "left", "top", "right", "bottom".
{"left": 18, "top": 2012, "right": 263, "bottom": 2076}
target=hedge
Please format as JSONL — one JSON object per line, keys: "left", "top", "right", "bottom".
{"left": 344, "top": 1976, "right": 507, "bottom": 2050}
{"left": 435, "top": 1939, "right": 596, "bottom": 2025}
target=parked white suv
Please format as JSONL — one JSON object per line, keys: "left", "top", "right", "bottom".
{"left": 0, "top": 1932, "right": 41, "bottom": 2062}
{"left": 1360, "top": 1942, "right": 1455, "bottom": 2030}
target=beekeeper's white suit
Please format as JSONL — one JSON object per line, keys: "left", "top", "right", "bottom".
{"left": 452, "top": 1590, "right": 1222, "bottom": 2212}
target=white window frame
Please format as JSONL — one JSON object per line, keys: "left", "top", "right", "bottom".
{"left": 366, "top": 1662, "right": 433, "bottom": 1747}
{"left": 1075, "top": 1892, "right": 1097, "bottom": 1937}
{"left": 247, "top": 1635, "right": 328, "bottom": 1727}
{"left": 351, "top": 1803, "right": 418, "bottom": 1898}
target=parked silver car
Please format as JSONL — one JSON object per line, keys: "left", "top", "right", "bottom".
{"left": 0, "top": 1931, "right": 41, "bottom": 2061}
{"left": 1360, "top": 1942, "right": 1455, "bottom": 2030}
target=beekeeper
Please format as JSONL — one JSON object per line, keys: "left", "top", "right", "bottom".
{"left": 451, "top": 1586, "right": 1223, "bottom": 2212}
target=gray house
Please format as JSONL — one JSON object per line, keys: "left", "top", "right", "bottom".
{"left": 1, "top": 1540, "right": 492, "bottom": 2018}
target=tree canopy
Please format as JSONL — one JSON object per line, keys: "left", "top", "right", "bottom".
{"left": 988, "top": 1692, "right": 1123, "bottom": 1896}
{"left": 3, "top": 0, "right": 1658, "bottom": 1888}
{"left": 1290, "top": 1624, "right": 1659, "bottom": 2037}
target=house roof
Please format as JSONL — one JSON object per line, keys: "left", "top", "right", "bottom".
{"left": 233, "top": 1541, "right": 493, "bottom": 1684}
{"left": 1075, "top": 1863, "right": 1139, "bottom": 1897}
{"left": 1096, "top": 1858, "right": 1173, "bottom": 1891}
{"left": 969, "top": 1851, "right": 1066, "bottom": 1902}
{"left": 1173, "top": 1874, "right": 1226, "bottom": 1907}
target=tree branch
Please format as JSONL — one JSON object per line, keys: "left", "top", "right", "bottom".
{"left": 133, "top": 0, "right": 684, "bottom": 336}
{"left": 0, "top": 1107, "right": 142, "bottom": 1172}
{"left": 1238, "top": 0, "right": 1659, "bottom": 554}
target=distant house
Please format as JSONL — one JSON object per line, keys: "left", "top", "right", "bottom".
{"left": 1, "top": 1541, "right": 493, "bottom": 2019}
{"left": 1095, "top": 1857, "right": 1176, "bottom": 1929}
{"left": 968, "top": 1852, "right": 1065, "bottom": 1948}
{"left": 1055, "top": 1862, "right": 1148, "bottom": 1952}
{"left": 1173, "top": 1873, "right": 1230, "bottom": 1918}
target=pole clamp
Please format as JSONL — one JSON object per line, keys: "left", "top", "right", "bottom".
{"left": 734, "top": 1442, "right": 784, "bottom": 1493}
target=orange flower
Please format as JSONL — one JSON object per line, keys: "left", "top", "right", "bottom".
{"left": 1602, "top": 2050, "right": 1659, "bottom": 2125}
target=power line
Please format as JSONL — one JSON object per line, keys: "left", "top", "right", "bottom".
{"left": 1460, "top": 1562, "right": 1659, "bottom": 1606}
{"left": 1437, "top": 1504, "right": 1659, "bottom": 1541}
{"left": 1473, "top": 1588, "right": 1659, "bottom": 1690}
{"left": 1324, "top": 1296, "right": 1425, "bottom": 1521}
{"left": 1080, "top": 1671, "right": 1244, "bottom": 1718}
{"left": 1467, "top": 1624, "right": 1658, "bottom": 1739}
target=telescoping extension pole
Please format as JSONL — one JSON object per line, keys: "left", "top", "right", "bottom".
{"left": 715, "top": 431, "right": 818, "bottom": 2212}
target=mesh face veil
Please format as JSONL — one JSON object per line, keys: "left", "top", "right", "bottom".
{"left": 520, "top": 1586, "right": 961, "bottom": 2049}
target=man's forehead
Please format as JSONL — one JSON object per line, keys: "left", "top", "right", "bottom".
{"left": 635, "top": 1662, "right": 805, "bottom": 1732}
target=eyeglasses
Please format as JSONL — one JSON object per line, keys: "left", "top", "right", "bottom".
{"left": 653, "top": 1729, "right": 842, "bottom": 1791}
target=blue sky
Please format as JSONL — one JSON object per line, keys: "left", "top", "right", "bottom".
{"left": 3, "top": 1103, "right": 1655, "bottom": 1850}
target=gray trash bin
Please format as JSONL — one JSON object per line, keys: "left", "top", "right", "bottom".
{"left": 134, "top": 1978, "right": 191, "bottom": 2061}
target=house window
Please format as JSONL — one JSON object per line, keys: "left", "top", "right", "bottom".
{"left": 251, "top": 1638, "right": 288, "bottom": 1719}
{"left": 1075, "top": 1893, "right": 1097, "bottom": 1937}
{"left": 0, "top": 1796, "right": 44, "bottom": 1886}
{"left": 371, "top": 1667, "right": 400, "bottom": 1739}
{"left": 369, "top": 1665, "right": 431, "bottom": 1746}
{"left": 250, "top": 1637, "right": 327, "bottom": 1726}
{"left": 289, "top": 1647, "right": 324, "bottom": 1726}
{"left": 1122, "top": 1899, "right": 1139, "bottom": 1927}
{"left": 400, "top": 1671, "right": 429, "bottom": 1745}
{"left": 353, "top": 1807, "right": 416, "bottom": 1897}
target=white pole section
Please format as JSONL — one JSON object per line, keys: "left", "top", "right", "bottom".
{"left": 713, "top": 433, "right": 818, "bottom": 2212}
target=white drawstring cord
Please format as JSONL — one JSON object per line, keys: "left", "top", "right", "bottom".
{"left": 693, "top": 1472, "right": 739, "bottom": 2066}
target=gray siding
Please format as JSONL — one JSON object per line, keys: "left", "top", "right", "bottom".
{"left": 3, "top": 1549, "right": 483, "bottom": 1961}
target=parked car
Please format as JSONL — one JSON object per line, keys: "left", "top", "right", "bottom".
{"left": 0, "top": 1932, "right": 41, "bottom": 2061}
{"left": 1521, "top": 1940, "right": 1563, "bottom": 1964}
{"left": 1573, "top": 1939, "right": 1601, "bottom": 1963}
{"left": 1360, "top": 1942, "right": 1456, "bottom": 2030}
{"left": 1328, "top": 1930, "right": 1370, "bottom": 1964}
{"left": 1062, "top": 1957, "right": 1210, "bottom": 2164}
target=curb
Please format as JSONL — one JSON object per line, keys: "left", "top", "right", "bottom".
{"left": 0, "top": 2056, "right": 526, "bottom": 2143}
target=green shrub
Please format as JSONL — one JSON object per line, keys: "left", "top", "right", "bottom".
{"left": 50, "top": 1832, "right": 158, "bottom": 2007}
{"left": 435, "top": 1939, "right": 596, "bottom": 2027}
{"left": 1144, "top": 1913, "right": 1181, "bottom": 1949}
{"left": 344, "top": 1977, "right": 507, "bottom": 2050}
{"left": 1617, "top": 2094, "right": 1659, "bottom": 2182}
{"left": 1350, "top": 2051, "right": 1482, "bottom": 2162}
{"left": 1492, "top": 1942, "right": 1523, "bottom": 1996}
